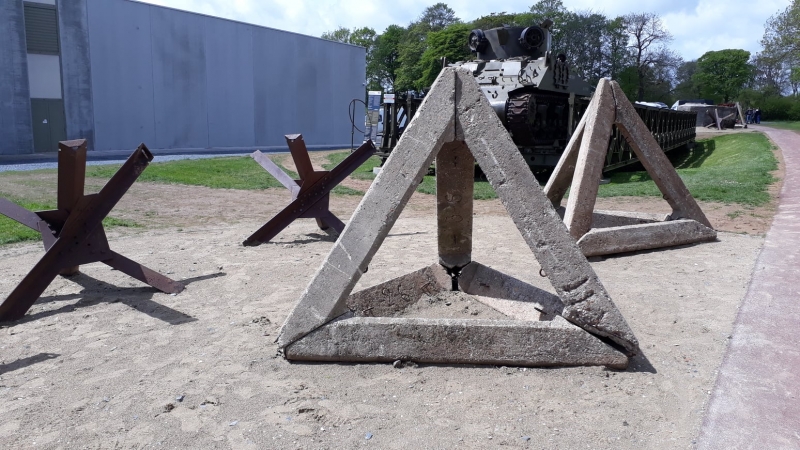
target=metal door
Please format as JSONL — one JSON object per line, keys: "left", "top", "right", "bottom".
{"left": 30, "top": 98, "right": 66, "bottom": 152}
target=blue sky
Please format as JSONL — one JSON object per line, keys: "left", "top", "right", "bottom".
{"left": 137, "top": 0, "right": 791, "bottom": 60}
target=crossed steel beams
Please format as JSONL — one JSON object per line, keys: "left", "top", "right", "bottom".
{"left": 276, "top": 68, "right": 640, "bottom": 368}
{"left": 544, "top": 79, "right": 716, "bottom": 257}
{"left": 0, "top": 140, "right": 183, "bottom": 322}
{"left": 243, "top": 134, "right": 376, "bottom": 246}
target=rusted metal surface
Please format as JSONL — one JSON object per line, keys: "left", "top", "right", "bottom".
{"left": 0, "top": 139, "right": 184, "bottom": 322}
{"left": 243, "top": 134, "right": 376, "bottom": 246}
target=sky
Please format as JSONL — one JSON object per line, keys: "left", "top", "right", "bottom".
{"left": 137, "top": 0, "right": 792, "bottom": 60}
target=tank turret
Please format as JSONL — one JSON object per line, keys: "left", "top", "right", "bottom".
{"left": 451, "top": 23, "right": 595, "bottom": 169}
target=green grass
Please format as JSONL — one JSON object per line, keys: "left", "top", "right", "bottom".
{"left": 762, "top": 121, "right": 800, "bottom": 132}
{"left": 412, "top": 133, "right": 778, "bottom": 205}
{"left": 323, "top": 151, "right": 382, "bottom": 180}
{"left": 597, "top": 133, "right": 778, "bottom": 206}
{"left": 85, "top": 156, "right": 294, "bottom": 190}
{"left": 0, "top": 198, "right": 141, "bottom": 245}
{"left": 416, "top": 176, "right": 498, "bottom": 200}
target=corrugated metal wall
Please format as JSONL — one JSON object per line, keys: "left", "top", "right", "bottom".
{"left": 85, "top": 0, "right": 366, "bottom": 152}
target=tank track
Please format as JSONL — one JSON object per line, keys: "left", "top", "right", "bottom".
{"left": 505, "top": 91, "right": 571, "bottom": 147}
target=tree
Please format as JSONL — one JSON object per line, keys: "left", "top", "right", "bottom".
{"left": 760, "top": 1, "right": 800, "bottom": 96}
{"left": 623, "top": 12, "right": 678, "bottom": 101}
{"left": 528, "top": 0, "right": 571, "bottom": 52}
{"left": 557, "top": 10, "right": 608, "bottom": 84}
{"left": 693, "top": 49, "right": 753, "bottom": 103}
{"left": 470, "top": 12, "right": 520, "bottom": 30}
{"left": 673, "top": 60, "right": 701, "bottom": 99}
{"left": 320, "top": 27, "right": 352, "bottom": 43}
{"left": 395, "top": 4, "right": 462, "bottom": 92}
{"left": 417, "top": 2, "right": 460, "bottom": 32}
{"left": 321, "top": 26, "right": 379, "bottom": 90}
{"left": 416, "top": 24, "right": 472, "bottom": 88}
{"left": 602, "top": 17, "right": 630, "bottom": 81}
{"left": 369, "top": 25, "right": 407, "bottom": 92}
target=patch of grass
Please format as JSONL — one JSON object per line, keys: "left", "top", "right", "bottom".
{"left": 332, "top": 185, "right": 364, "bottom": 196}
{"left": 597, "top": 133, "right": 778, "bottom": 206}
{"left": 85, "top": 156, "right": 295, "bottom": 190}
{"left": 0, "top": 198, "right": 139, "bottom": 245}
{"left": 323, "top": 151, "right": 382, "bottom": 180}
{"left": 727, "top": 210, "right": 743, "bottom": 219}
{"left": 416, "top": 176, "right": 498, "bottom": 200}
{"left": 762, "top": 121, "right": 800, "bottom": 132}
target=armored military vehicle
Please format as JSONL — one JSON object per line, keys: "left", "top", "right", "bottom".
{"left": 376, "top": 23, "right": 697, "bottom": 173}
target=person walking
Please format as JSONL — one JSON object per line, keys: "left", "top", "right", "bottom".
{"left": 755, "top": 108, "right": 762, "bottom": 124}
{"left": 746, "top": 107, "right": 753, "bottom": 124}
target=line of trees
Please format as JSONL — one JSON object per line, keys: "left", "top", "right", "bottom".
{"left": 323, "top": 0, "right": 800, "bottom": 120}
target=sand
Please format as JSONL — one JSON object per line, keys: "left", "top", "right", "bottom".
{"left": 0, "top": 186, "right": 764, "bottom": 448}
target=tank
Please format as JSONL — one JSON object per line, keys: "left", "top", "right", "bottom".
{"left": 450, "top": 23, "right": 595, "bottom": 171}
{"left": 374, "top": 23, "right": 697, "bottom": 174}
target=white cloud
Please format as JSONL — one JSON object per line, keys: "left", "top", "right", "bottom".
{"left": 135, "top": 0, "right": 791, "bottom": 60}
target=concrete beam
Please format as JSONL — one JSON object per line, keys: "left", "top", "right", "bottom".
{"left": 285, "top": 316, "right": 629, "bottom": 369}
{"left": 611, "top": 82, "right": 712, "bottom": 228}
{"left": 544, "top": 115, "right": 586, "bottom": 208}
{"left": 563, "top": 79, "right": 616, "bottom": 239}
{"left": 437, "top": 140, "right": 474, "bottom": 269}
{"left": 454, "top": 68, "right": 639, "bottom": 356}
{"left": 577, "top": 219, "right": 717, "bottom": 257}
{"left": 275, "top": 69, "right": 456, "bottom": 349}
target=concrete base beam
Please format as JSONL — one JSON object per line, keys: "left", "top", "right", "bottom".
{"left": 577, "top": 220, "right": 717, "bottom": 257}
{"left": 285, "top": 316, "right": 629, "bottom": 369}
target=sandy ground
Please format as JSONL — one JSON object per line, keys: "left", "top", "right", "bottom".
{"left": 0, "top": 129, "right": 784, "bottom": 448}
{"left": 0, "top": 169, "right": 768, "bottom": 448}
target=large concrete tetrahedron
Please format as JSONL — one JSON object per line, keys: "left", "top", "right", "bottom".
{"left": 544, "top": 79, "right": 716, "bottom": 257}
{"left": 275, "top": 68, "right": 640, "bottom": 368}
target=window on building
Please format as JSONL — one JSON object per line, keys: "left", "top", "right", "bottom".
{"left": 24, "top": 2, "right": 59, "bottom": 55}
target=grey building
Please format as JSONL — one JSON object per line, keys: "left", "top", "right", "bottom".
{"left": 0, "top": 0, "right": 366, "bottom": 155}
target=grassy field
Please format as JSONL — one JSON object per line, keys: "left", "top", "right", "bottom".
{"left": 0, "top": 133, "right": 780, "bottom": 244}
{"left": 85, "top": 156, "right": 292, "bottom": 190}
{"left": 762, "top": 121, "right": 800, "bottom": 132}
{"left": 598, "top": 133, "right": 778, "bottom": 206}
{"left": 0, "top": 198, "right": 140, "bottom": 245}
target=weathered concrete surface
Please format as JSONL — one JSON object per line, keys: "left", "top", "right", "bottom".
{"left": 544, "top": 115, "right": 586, "bottom": 207}
{"left": 437, "top": 141, "right": 474, "bottom": 269}
{"left": 0, "top": 0, "right": 33, "bottom": 155}
{"left": 590, "top": 210, "right": 668, "bottom": 229}
{"left": 564, "top": 80, "right": 617, "bottom": 238}
{"left": 611, "top": 82, "right": 712, "bottom": 228}
{"left": 459, "top": 262, "right": 563, "bottom": 320}
{"left": 577, "top": 220, "right": 717, "bottom": 257}
{"left": 59, "top": 0, "right": 96, "bottom": 149}
{"left": 285, "top": 316, "right": 629, "bottom": 369}
{"left": 696, "top": 126, "right": 800, "bottom": 449}
{"left": 346, "top": 264, "right": 451, "bottom": 317}
{"left": 453, "top": 68, "right": 639, "bottom": 355}
{"left": 276, "top": 70, "right": 456, "bottom": 349}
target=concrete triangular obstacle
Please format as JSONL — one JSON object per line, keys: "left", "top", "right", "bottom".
{"left": 544, "top": 79, "right": 717, "bottom": 257}
{"left": 276, "top": 68, "right": 640, "bottom": 368}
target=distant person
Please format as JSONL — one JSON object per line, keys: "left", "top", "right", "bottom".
{"left": 746, "top": 107, "right": 753, "bottom": 124}
{"left": 755, "top": 108, "right": 762, "bottom": 124}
